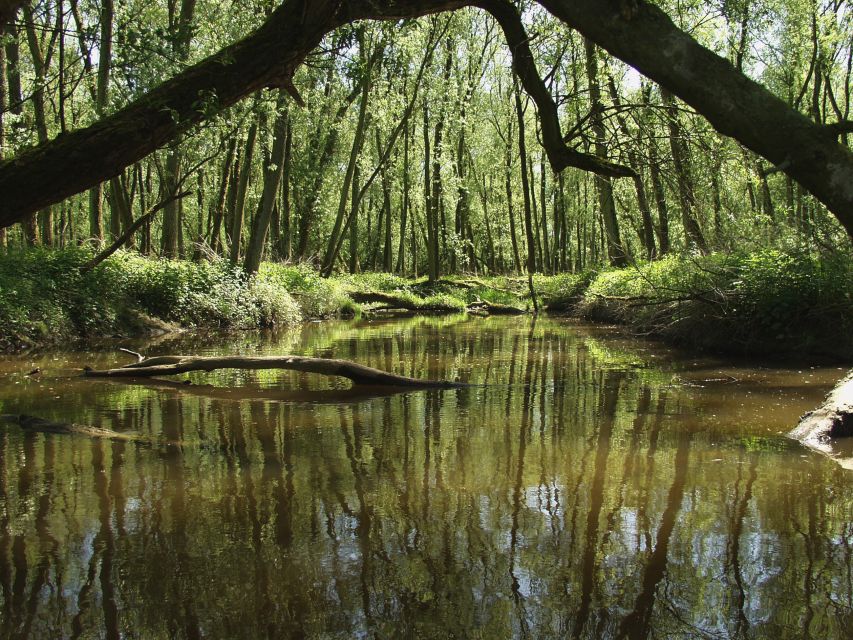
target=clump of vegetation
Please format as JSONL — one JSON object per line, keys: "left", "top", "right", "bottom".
{"left": 0, "top": 246, "right": 122, "bottom": 349}
{"left": 259, "top": 263, "right": 355, "bottom": 318}
{"left": 575, "top": 250, "right": 853, "bottom": 358}
{"left": 0, "top": 249, "right": 337, "bottom": 351}
{"left": 536, "top": 271, "right": 595, "bottom": 311}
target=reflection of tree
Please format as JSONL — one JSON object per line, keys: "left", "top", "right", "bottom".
{"left": 725, "top": 454, "right": 758, "bottom": 638}
{"left": 573, "top": 369, "right": 621, "bottom": 639}
{"left": 1, "top": 317, "right": 852, "bottom": 638}
{"left": 617, "top": 430, "right": 691, "bottom": 640}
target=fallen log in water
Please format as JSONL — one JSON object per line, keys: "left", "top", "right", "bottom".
{"left": 349, "top": 291, "right": 463, "bottom": 313}
{"left": 788, "top": 370, "right": 853, "bottom": 469}
{"left": 83, "top": 355, "right": 464, "bottom": 387}
{"left": 1, "top": 414, "right": 143, "bottom": 442}
{"left": 348, "top": 290, "right": 525, "bottom": 316}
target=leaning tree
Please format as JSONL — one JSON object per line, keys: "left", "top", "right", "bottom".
{"left": 0, "top": 0, "right": 851, "bottom": 239}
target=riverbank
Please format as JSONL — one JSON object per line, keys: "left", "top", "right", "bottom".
{"left": 562, "top": 250, "right": 853, "bottom": 361}
{"left": 1, "top": 247, "right": 851, "bottom": 360}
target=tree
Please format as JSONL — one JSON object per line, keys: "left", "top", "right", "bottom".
{"left": 0, "top": 0, "right": 851, "bottom": 259}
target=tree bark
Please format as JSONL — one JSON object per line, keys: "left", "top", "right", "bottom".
{"left": 0, "top": 21, "right": 5, "bottom": 248}
{"left": 229, "top": 113, "right": 261, "bottom": 264}
{"left": 87, "top": 0, "right": 114, "bottom": 244}
{"left": 608, "top": 75, "right": 656, "bottom": 259}
{"left": 322, "top": 31, "right": 377, "bottom": 274}
{"left": 661, "top": 87, "right": 708, "bottom": 252}
{"left": 585, "top": 38, "right": 626, "bottom": 266}
{"left": 0, "top": 0, "right": 26, "bottom": 28}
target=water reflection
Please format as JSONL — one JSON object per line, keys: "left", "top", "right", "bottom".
{"left": 0, "top": 316, "right": 851, "bottom": 638}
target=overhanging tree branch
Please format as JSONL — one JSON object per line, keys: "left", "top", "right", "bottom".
{"left": 477, "top": 0, "right": 635, "bottom": 179}
{"left": 537, "top": 0, "right": 853, "bottom": 238}
{"left": 0, "top": 0, "right": 469, "bottom": 230}
{"left": 1, "top": 0, "right": 853, "bottom": 240}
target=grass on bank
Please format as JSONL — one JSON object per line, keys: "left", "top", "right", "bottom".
{"left": 1, "top": 246, "right": 850, "bottom": 359}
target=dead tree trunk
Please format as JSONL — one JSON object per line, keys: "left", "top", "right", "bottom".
{"left": 789, "top": 371, "right": 853, "bottom": 468}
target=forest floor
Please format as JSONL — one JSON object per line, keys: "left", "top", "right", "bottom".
{"left": 1, "top": 247, "right": 851, "bottom": 361}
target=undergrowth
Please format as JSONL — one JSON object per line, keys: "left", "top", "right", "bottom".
{"left": 2, "top": 246, "right": 849, "bottom": 359}
{"left": 575, "top": 250, "right": 853, "bottom": 358}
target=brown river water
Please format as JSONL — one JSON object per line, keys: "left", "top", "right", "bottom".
{"left": 0, "top": 315, "right": 851, "bottom": 639}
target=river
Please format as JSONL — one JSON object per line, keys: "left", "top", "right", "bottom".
{"left": 0, "top": 315, "right": 851, "bottom": 638}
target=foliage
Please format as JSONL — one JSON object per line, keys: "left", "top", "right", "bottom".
{"left": 259, "top": 263, "right": 355, "bottom": 318}
{"left": 3, "top": 0, "right": 851, "bottom": 274}
{"left": 0, "top": 249, "right": 331, "bottom": 350}
{"left": 575, "top": 249, "right": 853, "bottom": 358}
{"left": 536, "top": 271, "right": 595, "bottom": 311}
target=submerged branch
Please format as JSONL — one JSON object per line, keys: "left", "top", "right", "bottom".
{"left": 83, "top": 354, "right": 465, "bottom": 387}
{"left": 1, "top": 414, "right": 144, "bottom": 442}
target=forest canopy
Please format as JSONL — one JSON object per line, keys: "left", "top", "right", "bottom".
{"left": 0, "top": 0, "right": 851, "bottom": 275}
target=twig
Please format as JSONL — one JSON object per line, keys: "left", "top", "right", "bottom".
{"left": 119, "top": 347, "right": 145, "bottom": 363}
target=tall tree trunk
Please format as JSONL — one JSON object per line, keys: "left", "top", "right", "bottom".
{"left": 0, "top": 23, "right": 6, "bottom": 248}
{"left": 321, "top": 34, "right": 376, "bottom": 274}
{"left": 349, "top": 161, "right": 360, "bottom": 274}
{"left": 278, "top": 121, "right": 293, "bottom": 261}
{"left": 160, "top": 149, "right": 183, "bottom": 257}
{"left": 245, "top": 92, "right": 289, "bottom": 274}
{"left": 540, "top": 154, "right": 551, "bottom": 273}
{"left": 381, "top": 132, "right": 393, "bottom": 272}
{"left": 505, "top": 132, "right": 522, "bottom": 273}
{"left": 23, "top": 5, "right": 54, "bottom": 245}
{"left": 423, "top": 103, "right": 438, "bottom": 282}
{"left": 645, "top": 125, "right": 670, "bottom": 254}
{"left": 513, "top": 77, "right": 537, "bottom": 275}
{"left": 108, "top": 174, "right": 134, "bottom": 247}
{"left": 86, "top": 0, "right": 114, "bottom": 244}
{"left": 295, "top": 36, "right": 383, "bottom": 260}
{"left": 584, "top": 38, "right": 626, "bottom": 266}
{"left": 710, "top": 157, "right": 723, "bottom": 243}
{"left": 660, "top": 87, "right": 708, "bottom": 252}
{"left": 209, "top": 137, "right": 238, "bottom": 253}
{"left": 229, "top": 113, "right": 261, "bottom": 264}
{"left": 513, "top": 76, "right": 539, "bottom": 310}
{"left": 160, "top": 0, "right": 197, "bottom": 258}
{"left": 395, "top": 118, "right": 412, "bottom": 273}
{"left": 3, "top": 21, "right": 21, "bottom": 115}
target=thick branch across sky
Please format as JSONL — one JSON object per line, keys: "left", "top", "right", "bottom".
{"left": 1, "top": 0, "right": 852, "bottom": 238}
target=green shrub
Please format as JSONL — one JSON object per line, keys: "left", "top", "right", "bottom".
{"left": 577, "top": 250, "right": 853, "bottom": 358}
{"left": 258, "top": 263, "right": 353, "bottom": 318}
{"left": 0, "top": 250, "right": 338, "bottom": 350}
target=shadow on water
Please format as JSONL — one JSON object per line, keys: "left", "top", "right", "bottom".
{"left": 0, "top": 315, "right": 851, "bottom": 638}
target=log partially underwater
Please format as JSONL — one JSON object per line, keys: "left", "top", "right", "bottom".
{"left": 349, "top": 290, "right": 525, "bottom": 315}
{"left": 1, "top": 414, "right": 144, "bottom": 442}
{"left": 788, "top": 370, "right": 853, "bottom": 470}
{"left": 83, "top": 355, "right": 464, "bottom": 387}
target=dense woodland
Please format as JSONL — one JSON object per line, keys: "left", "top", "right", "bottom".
{"left": 0, "top": 0, "right": 851, "bottom": 278}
